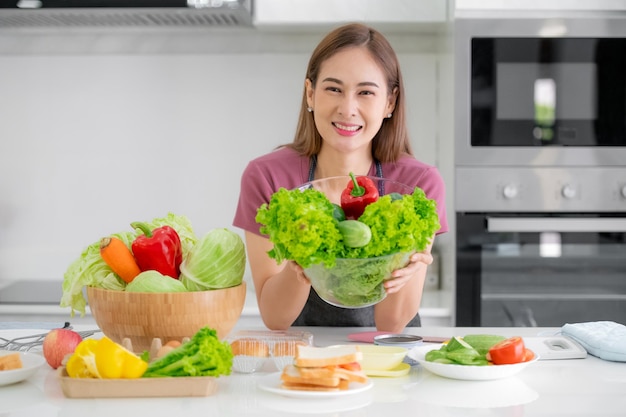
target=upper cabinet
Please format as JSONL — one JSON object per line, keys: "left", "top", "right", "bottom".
{"left": 0, "top": 0, "right": 452, "bottom": 54}
{"left": 0, "top": 0, "right": 450, "bottom": 33}
{"left": 254, "top": 0, "right": 450, "bottom": 31}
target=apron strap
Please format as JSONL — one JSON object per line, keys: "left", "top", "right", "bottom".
{"left": 309, "top": 155, "right": 383, "bottom": 182}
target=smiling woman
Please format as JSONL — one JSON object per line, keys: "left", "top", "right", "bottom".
{"left": 233, "top": 22, "right": 448, "bottom": 333}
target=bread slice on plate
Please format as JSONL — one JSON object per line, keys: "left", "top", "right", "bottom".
{"left": 0, "top": 352, "right": 23, "bottom": 371}
{"left": 281, "top": 364, "right": 342, "bottom": 388}
{"left": 294, "top": 345, "right": 363, "bottom": 367}
{"left": 279, "top": 345, "right": 368, "bottom": 391}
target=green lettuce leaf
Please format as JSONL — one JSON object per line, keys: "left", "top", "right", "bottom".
{"left": 256, "top": 187, "right": 343, "bottom": 268}
{"left": 344, "top": 188, "right": 440, "bottom": 258}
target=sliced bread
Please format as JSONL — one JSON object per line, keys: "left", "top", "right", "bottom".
{"left": 0, "top": 352, "right": 23, "bottom": 371}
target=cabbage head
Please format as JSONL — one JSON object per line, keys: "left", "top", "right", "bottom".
{"left": 179, "top": 228, "right": 246, "bottom": 291}
{"left": 126, "top": 270, "right": 187, "bottom": 293}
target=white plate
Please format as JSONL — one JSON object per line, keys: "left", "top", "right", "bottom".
{"left": 0, "top": 350, "right": 46, "bottom": 387}
{"left": 409, "top": 344, "right": 539, "bottom": 381}
{"left": 257, "top": 372, "right": 373, "bottom": 399}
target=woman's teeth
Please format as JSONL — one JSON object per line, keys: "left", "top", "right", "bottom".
{"left": 334, "top": 123, "right": 361, "bottom": 132}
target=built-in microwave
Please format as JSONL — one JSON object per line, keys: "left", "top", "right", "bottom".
{"left": 471, "top": 37, "right": 626, "bottom": 147}
{"left": 455, "top": 15, "right": 626, "bottom": 167}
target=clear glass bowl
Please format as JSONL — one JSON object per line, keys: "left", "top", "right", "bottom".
{"left": 303, "top": 251, "right": 411, "bottom": 308}
{"left": 297, "top": 176, "right": 416, "bottom": 308}
{"left": 297, "top": 176, "right": 416, "bottom": 309}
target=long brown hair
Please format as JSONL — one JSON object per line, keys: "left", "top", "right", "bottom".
{"left": 287, "top": 23, "right": 413, "bottom": 162}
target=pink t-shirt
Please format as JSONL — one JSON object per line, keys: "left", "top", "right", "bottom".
{"left": 233, "top": 147, "right": 448, "bottom": 236}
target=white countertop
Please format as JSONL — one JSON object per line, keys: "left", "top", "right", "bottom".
{"left": 2, "top": 325, "right": 625, "bottom": 416}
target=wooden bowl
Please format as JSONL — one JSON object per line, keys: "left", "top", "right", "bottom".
{"left": 87, "top": 282, "right": 246, "bottom": 352}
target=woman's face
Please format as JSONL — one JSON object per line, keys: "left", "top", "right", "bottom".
{"left": 306, "top": 46, "right": 396, "bottom": 155}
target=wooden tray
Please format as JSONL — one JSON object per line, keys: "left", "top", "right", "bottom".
{"left": 57, "top": 367, "right": 218, "bottom": 398}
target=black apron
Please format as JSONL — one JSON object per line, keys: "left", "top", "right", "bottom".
{"left": 292, "top": 156, "right": 421, "bottom": 328}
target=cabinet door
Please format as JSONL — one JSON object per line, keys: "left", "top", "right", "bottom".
{"left": 255, "top": 0, "right": 448, "bottom": 27}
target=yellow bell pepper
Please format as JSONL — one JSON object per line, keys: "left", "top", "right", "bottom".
{"left": 66, "top": 336, "right": 147, "bottom": 379}
{"left": 94, "top": 336, "right": 148, "bottom": 379}
{"left": 66, "top": 339, "right": 100, "bottom": 378}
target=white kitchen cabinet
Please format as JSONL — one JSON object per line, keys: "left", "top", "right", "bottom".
{"left": 254, "top": 0, "right": 450, "bottom": 30}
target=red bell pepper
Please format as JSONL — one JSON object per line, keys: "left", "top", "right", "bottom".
{"left": 130, "top": 222, "right": 183, "bottom": 279}
{"left": 340, "top": 172, "right": 379, "bottom": 220}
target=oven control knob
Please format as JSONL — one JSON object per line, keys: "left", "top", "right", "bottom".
{"left": 621, "top": 185, "right": 626, "bottom": 199}
{"left": 502, "top": 184, "right": 518, "bottom": 199}
{"left": 561, "top": 184, "right": 577, "bottom": 199}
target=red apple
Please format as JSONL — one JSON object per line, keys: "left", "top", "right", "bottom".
{"left": 42, "top": 328, "right": 83, "bottom": 369}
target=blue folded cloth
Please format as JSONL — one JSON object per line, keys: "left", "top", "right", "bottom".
{"left": 561, "top": 321, "right": 626, "bottom": 362}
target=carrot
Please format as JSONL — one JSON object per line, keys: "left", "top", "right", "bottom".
{"left": 100, "top": 237, "right": 142, "bottom": 284}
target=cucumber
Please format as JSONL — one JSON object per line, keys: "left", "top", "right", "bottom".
{"left": 337, "top": 220, "right": 372, "bottom": 248}
{"left": 331, "top": 203, "right": 346, "bottom": 222}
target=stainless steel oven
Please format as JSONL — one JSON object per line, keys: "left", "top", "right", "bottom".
{"left": 454, "top": 10, "right": 626, "bottom": 326}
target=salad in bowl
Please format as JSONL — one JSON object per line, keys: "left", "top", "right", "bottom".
{"left": 255, "top": 174, "right": 440, "bottom": 308}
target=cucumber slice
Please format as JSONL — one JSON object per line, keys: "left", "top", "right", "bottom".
{"left": 445, "top": 336, "right": 474, "bottom": 352}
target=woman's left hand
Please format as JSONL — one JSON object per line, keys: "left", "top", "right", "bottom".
{"left": 384, "top": 252, "right": 433, "bottom": 294}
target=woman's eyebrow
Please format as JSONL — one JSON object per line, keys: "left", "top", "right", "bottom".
{"left": 321, "top": 77, "right": 380, "bottom": 88}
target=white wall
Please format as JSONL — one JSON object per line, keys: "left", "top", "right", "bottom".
{"left": 0, "top": 29, "right": 453, "bottom": 290}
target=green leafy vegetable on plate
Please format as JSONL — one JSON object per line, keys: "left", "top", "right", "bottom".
{"left": 142, "top": 327, "right": 233, "bottom": 378}
{"left": 425, "top": 335, "right": 507, "bottom": 366}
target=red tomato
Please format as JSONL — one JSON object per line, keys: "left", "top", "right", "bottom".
{"left": 488, "top": 336, "right": 526, "bottom": 365}
{"left": 523, "top": 348, "right": 535, "bottom": 362}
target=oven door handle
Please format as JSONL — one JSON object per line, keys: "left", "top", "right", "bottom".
{"left": 486, "top": 217, "right": 626, "bottom": 232}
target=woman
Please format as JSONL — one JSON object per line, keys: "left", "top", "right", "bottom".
{"left": 233, "top": 23, "right": 448, "bottom": 333}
